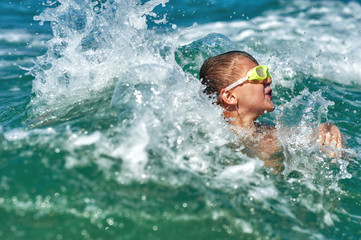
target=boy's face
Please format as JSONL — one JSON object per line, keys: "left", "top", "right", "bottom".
{"left": 230, "top": 59, "right": 275, "bottom": 116}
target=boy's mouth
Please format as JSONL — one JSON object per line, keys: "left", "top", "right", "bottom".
{"left": 265, "top": 88, "right": 273, "bottom": 98}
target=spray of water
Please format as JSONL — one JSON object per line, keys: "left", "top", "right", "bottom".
{"left": 28, "top": 0, "right": 171, "bottom": 122}
{"left": 22, "top": 0, "right": 354, "bottom": 197}
{"left": 179, "top": 0, "right": 361, "bottom": 87}
{"left": 1, "top": 0, "right": 356, "bottom": 237}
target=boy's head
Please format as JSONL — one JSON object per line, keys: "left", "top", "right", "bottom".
{"left": 199, "top": 51, "right": 259, "bottom": 95}
{"left": 199, "top": 51, "right": 274, "bottom": 121}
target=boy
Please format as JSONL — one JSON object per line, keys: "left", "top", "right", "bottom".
{"left": 199, "top": 51, "right": 342, "bottom": 171}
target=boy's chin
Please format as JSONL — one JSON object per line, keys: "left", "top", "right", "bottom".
{"left": 265, "top": 104, "right": 275, "bottom": 113}
{"left": 270, "top": 104, "right": 275, "bottom": 111}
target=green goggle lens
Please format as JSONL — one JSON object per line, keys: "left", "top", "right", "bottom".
{"left": 248, "top": 65, "right": 271, "bottom": 82}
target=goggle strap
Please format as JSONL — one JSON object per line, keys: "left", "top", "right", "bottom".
{"left": 224, "top": 76, "right": 248, "bottom": 92}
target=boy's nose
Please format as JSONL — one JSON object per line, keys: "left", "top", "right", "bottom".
{"left": 264, "top": 76, "right": 272, "bottom": 85}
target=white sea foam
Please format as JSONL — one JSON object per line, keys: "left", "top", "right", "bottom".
{"left": 112, "top": 121, "right": 150, "bottom": 177}
{"left": 0, "top": 30, "right": 49, "bottom": 43}
{"left": 1, "top": 0, "right": 360, "bottom": 238}
{"left": 0, "top": 31, "right": 29, "bottom": 42}
{"left": 4, "top": 129, "right": 29, "bottom": 141}
{"left": 178, "top": 0, "right": 361, "bottom": 86}
{"left": 73, "top": 131, "right": 102, "bottom": 147}
{"left": 29, "top": 0, "right": 172, "bottom": 119}
{"left": 4, "top": 127, "right": 56, "bottom": 141}
{"left": 218, "top": 160, "right": 263, "bottom": 181}
{"left": 24, "top": 0, "right": 353, "bottom": 220}
{"left": 248, "top": 185, "right": 278, "bottom": 201}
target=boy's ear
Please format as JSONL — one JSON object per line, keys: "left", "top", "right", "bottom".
{"left": 220, "top": 89, "right": 237, "bottom": 105}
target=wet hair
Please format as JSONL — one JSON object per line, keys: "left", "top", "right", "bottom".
{"left": 199, "top": 51, "right": 258, "bottom": 95}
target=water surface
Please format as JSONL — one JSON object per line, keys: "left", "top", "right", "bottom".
{"left": 1, "top": 0, "right": 361, "bottom": 239}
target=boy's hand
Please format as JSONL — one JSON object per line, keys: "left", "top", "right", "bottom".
{"left": 317, "top": 123, "right": 343, "bottom": 158}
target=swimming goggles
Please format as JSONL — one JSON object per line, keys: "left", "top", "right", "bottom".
{"left": 224, "top": 65, "right": 271, "bottom": 91}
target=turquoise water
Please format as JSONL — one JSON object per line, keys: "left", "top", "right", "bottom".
{"left": 1, "top": 0, "right": 361, "bottom": 239}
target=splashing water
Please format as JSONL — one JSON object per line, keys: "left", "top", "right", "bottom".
{"left": 29, "top": 0, "right": 172, "bottom": 123}
{"left": 1, "top": 0, "right": 361, "bottom": 239}
{"left": 179, "top": 0, "right": 361, "bottom": 87}
{"left": 276, "top": 89, "right": 352, "bottom": 180}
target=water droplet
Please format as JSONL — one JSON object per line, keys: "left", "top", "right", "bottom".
{"left": 107, "top": 218, "right": 114, "bottom": 226}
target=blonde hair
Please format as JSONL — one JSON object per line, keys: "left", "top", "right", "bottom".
{"left": 199, "top": 51, "right": 258, "bottom": 95}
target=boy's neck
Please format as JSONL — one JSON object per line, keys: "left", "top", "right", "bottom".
{"left": 224, "top": 110, "right": 258, "bottom": 130}
{"left": 234, "top": 116, "right": 257, "bottom": 130}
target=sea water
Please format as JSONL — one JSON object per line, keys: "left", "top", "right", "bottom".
{"left": 1, "top": 0, "right": 361, "bottom": 239}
